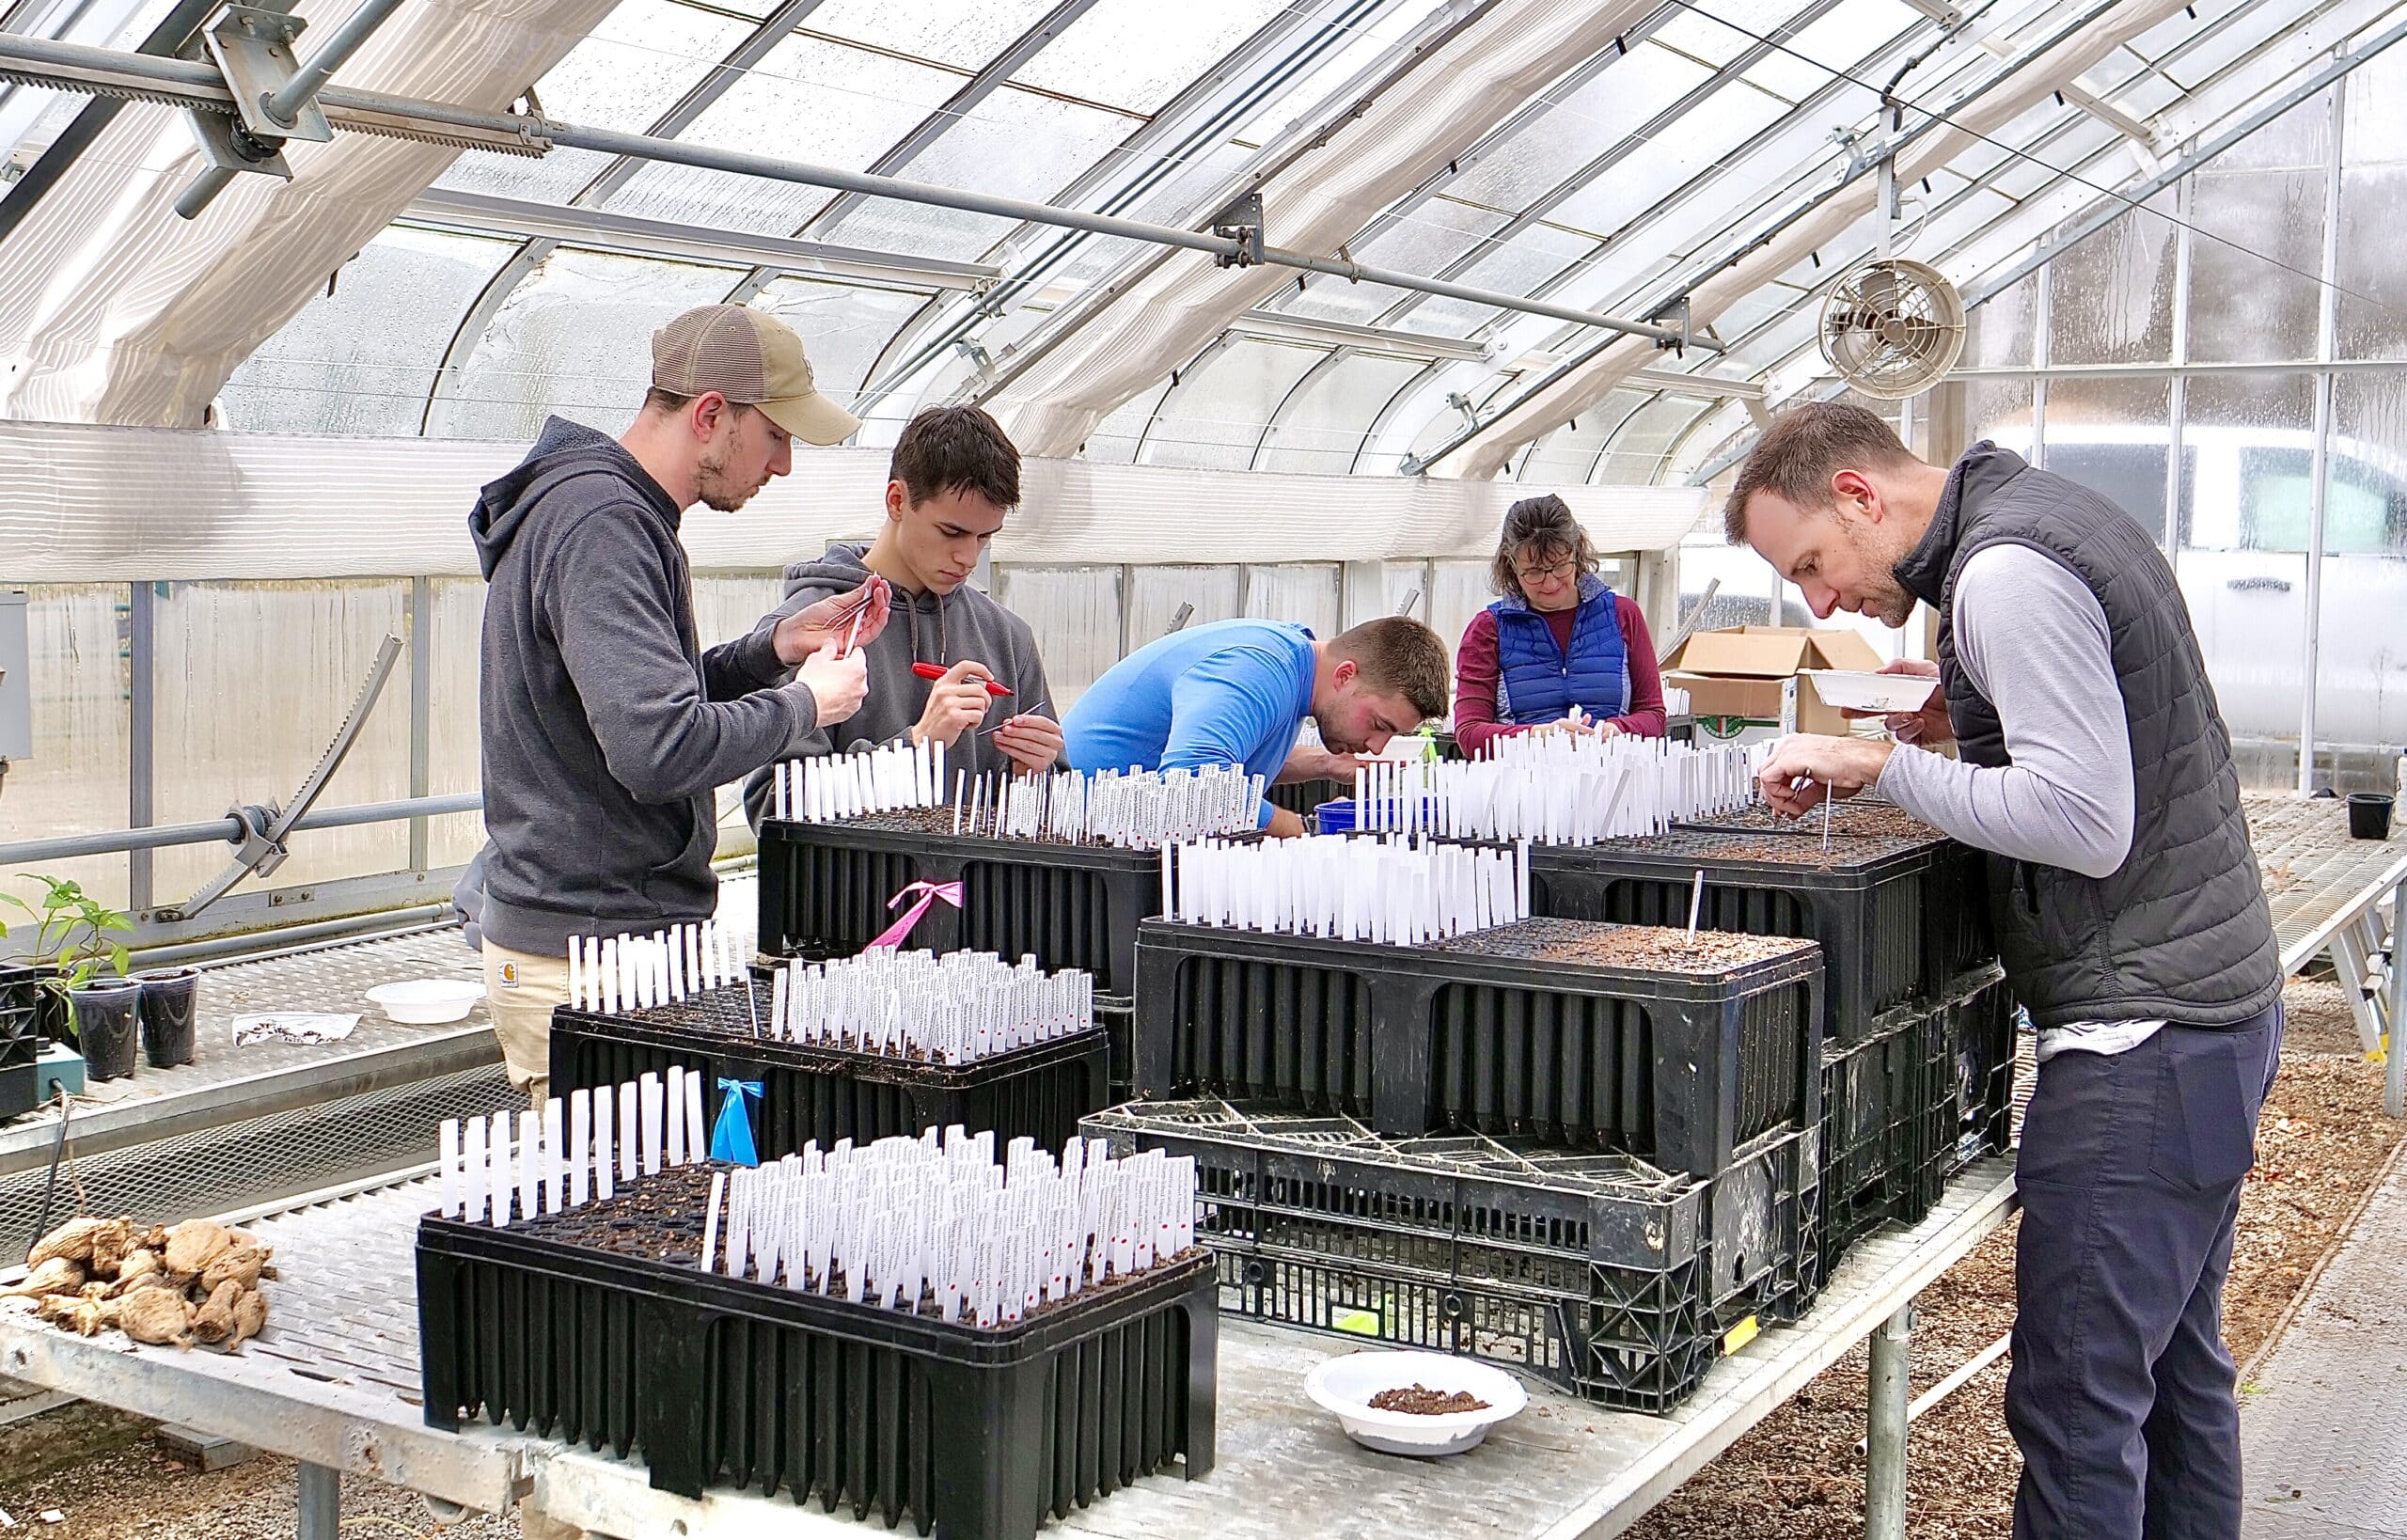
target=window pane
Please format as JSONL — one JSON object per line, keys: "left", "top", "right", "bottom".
{"left": 2179, "top": 373, "right": 2314, "bottom": 788}
{"left": 1243, "top": 565, "right": 1341, "bottom": 636}
{"left": 809, "top": 0, "right": 1062, "bottom": 71}
{"left": 2, "top": 585, "right": 132, "bottom": 919}
{"left": 433, "top": 0, "right": 753, "bottom": 204}
{"left": 603, "top": 36, "right": 958, "bottom": 234}
{"left": 1137, "top": 339, "right": 1325, "bottom": 471}
{"left": 2186, "top": 168, "right": 2324, "bottom": 365}
{"left": 2040, "top": 377, "right": 2171, "bottom": 547}
{"left": 220, "top": 229, "right": 519, "bottom": 438}
{"left": 2044, "top": 196, "right": 2177, "bottom": 366}
{"left": 1126, "top": 566, "right": 1243, "bottom": 645}
{"left": 1256, "top": 354, "right": 1428, "bottom": 476}
{"left": 2336, "top": 165, "right": 2407, "bottom": 360}
{"left": 2323, "top": 371, "right": 2407, "bottom": 758}
{"left": 424, "top": 578, "right": 486, "bottom": 871}
{"left": 150, "top": 582, "right": 413, "bottom": 899}
{"left": 430, "top": 249, "right": 738, "bottom": 442}
{"left": 990, "top": 567, "right": 1121, "bottom": 708}
{"left": 1013, "top": 0, "right": 1290, "bottom": 115}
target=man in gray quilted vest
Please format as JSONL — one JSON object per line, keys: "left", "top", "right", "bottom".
{"left": 1729, "top": 402, "right": 2283, "bottom": 1540}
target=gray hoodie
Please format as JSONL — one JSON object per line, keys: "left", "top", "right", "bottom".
{"left": 740, "top": 543, "right": 1057, "bottom": 829}
{"left": 467, "top": 416, "right": 822, "bottom": 956}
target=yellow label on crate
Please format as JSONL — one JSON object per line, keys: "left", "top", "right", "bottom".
{"left": 1334, "top": 1309, "right": 1382, "bottom": 1336}
{"left": 1722, "top": 1314, "right": 1761, "bottom": 1355}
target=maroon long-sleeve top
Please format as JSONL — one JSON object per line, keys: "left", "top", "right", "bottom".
{"left": 1452, "top": 595, "right": 1667, "bottom": 756}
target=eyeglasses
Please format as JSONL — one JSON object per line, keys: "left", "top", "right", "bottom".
{"left": 1512, "top": 557, "right": 1578, "bottom": 584}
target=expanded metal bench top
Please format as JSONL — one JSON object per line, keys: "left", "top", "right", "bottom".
{"left": 0, "top": 1156, "right": 2017, "bottom": 1539}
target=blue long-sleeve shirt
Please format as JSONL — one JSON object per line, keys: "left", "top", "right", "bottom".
{"left": 1062, "top": 620, "right": 1315, "bottom": 827}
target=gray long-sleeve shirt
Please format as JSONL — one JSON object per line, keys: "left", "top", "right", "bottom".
{"left": 1875, "top": 542, "right": 2160, "bottom": 1057}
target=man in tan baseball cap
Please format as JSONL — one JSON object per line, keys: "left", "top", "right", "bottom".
{"left": 457, "top": 303, "right": 890, "bottom": 1138}
{"left": 651, "top": 302, "right": 862, "bottom": 449}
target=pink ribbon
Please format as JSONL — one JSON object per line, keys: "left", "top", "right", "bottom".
{"left": 866, "top": 880, "right": 964, "bottom": 950}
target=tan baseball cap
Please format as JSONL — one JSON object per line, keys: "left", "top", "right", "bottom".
{"left": 651, "top": 305, "right": 861, "bottom": 446}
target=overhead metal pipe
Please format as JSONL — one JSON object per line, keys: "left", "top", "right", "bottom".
{"left": 0, "top": 31, "right": 1714, "bottom": 352}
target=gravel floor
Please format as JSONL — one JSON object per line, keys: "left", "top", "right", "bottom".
{"left": 0, "top": 979, "right": 2392, "bottom": 1539}
{"left": 1624, "top": 974, "right": 2404, "bottom": 1540}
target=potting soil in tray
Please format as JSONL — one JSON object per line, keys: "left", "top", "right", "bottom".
{"left": 1530, "top": 826, "right": 1994, "bottom": 1045}
{"left": 1684, "top": 800, "right": 1946, "bottom": 841}
{"left": 418, "top": 1166, "right": 1219, "bottom": 1539}
{"left": 1083, "top": 1098, "right": 1817, "bottom": 1415}
{"left": 1132, "top": 916, "right": 1822, "bottom": 1180}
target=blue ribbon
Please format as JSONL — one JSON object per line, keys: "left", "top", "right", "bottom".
{"left": 709, "top": 1077, "right": 763, "bottom": 1166}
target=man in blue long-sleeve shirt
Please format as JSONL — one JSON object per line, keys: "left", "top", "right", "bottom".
{"left": 1063, "top": 617, "right": 1451, "bottom": 836}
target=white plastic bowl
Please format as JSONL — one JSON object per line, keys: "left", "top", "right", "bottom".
{"left": 1303, "top": 1350, "right": 1528, "bottom": 1457}
{"left": 1802, "top": 668, "right": 1940, "bottom": 715}
{"left": 365, "top": 979, "right": 485, "bottom": 1025}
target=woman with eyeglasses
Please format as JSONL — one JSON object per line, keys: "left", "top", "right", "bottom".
{"left": 1453, "top": 493, "right": 1667, "bottom": 757}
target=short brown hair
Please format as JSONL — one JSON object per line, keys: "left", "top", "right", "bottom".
{"left": 1330, "top": 618, "right": 1450, "bottom": 722}
{"left": 891, "top": 406, "right": 1020, "bottom": 511}
{"left": 643, "top": 385, "right": 756, "bottom": 420}
{"left": 1489, "top": 494, "right": 1599, "bottom": 599}
{"left": 1723, "top": 401, "right": 1916, "bottom": 542}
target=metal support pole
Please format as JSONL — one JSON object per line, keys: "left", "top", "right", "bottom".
{"left": 296, "top": 1461, "right": 338, "bottom": 1539}
{"left": 127, "top": 581, "right": 154, "bottom": 913}
{"left": 1865, "top": 1304, "right": 1912, "bottom": 1540}
{"left": 407, "top": 576, "right": 431, "bottom": 876}
{"left": 2388, "top": 872, "right": 2406, "bottom": 1118}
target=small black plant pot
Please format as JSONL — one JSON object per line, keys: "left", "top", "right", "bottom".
{"left": 134, "top": 967, "right": 200, "bottom": 1068}
{"left": 71, "top": 982, "right": 141, "bottom": 1081}
{"left": 2349, "top": 793, "right": 2394, "bottom": 841}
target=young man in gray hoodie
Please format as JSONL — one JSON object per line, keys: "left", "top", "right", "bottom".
{"left": 468, "top": 305, "right": 892, "bottom": 1106}
{"left": 742, "top": 405, "right": 1062, "bottom": 829}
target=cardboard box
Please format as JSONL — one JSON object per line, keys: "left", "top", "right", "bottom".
{"left": 1661, "top": 625, "right": 1887, "bottom": 736}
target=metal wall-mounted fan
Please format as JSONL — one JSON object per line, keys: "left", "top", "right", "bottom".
{"left": 1818, "top": 256, "right": 1965, "bottom": 401}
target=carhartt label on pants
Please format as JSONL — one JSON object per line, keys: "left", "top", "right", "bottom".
{"left": 497, "top": 961, "right": 520, "bottom": 987}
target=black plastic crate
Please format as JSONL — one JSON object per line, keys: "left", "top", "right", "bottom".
{"left": 759, "top": 817, "right": 1173, "bottom": 999}
{"left": 1131, "top": 918, "right": 1822, "bottom": 1181}
{"left": 418, "top": 1167, "right": 1216, "bottom": 1538}
{"left": 1677, "top": 803, "right": 1998, "bottom": 992}
{"left": 1818, "top": 966, "right": 2014, "bottom": 1265}
{"left": 1530, "top": 828, "right": 1989, "bottom": 1048}
{"left": 0, "top": 967, "right": 37, "bottom": 1123}
{"left": 550, "top": 984, "right": 1110, "bottom": 1159}
{"left": 1083, "top": 1100, "right": 1816, "bottom": 1415}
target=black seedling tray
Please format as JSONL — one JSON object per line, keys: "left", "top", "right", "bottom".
{"left": 1530, "top": 828, "right": 1992, "bottom": 1048}
{"left": 418, "top": 1164, "right": 1217, "bottom": 1540}
{"left": 1818, "top": 966, "right": 2016, "bottom": 1268}
{"left": 759, "top": 817, "right": 1175, "bottom": 999}
{"left": 550, "top": 984, "right": 1109, "bottom": 1159}
{"left": 1083, "top": 1100, "right": 1816, "bottom": 1415}
{"left": 0, "top": 967, "right": 39, "bottom": 1122}
{"left": 1130, "top": 917, "right": 1822, "bottom": 1181}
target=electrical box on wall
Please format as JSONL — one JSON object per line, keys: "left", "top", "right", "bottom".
{"left": 0, "top": 591, "right": 28, "bottom": 762}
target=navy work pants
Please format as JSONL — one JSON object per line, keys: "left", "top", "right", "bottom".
{"left": 2006, "top": 1004, "right": 2283, "bottom": 1540}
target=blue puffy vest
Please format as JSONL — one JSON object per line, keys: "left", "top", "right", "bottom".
{"left": 1490, "top": 574, "right": 1628, "bottom": 725}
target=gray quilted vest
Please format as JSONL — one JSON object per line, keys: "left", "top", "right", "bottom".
{"left": 1892, "top": 444, "right": 2281, "bottom": 1029}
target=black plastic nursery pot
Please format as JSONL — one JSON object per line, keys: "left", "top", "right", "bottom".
{"left": 134, "top": 966, "right": 200, "bottom": 1069}
{"left": 1534, "top": 824, "right": 1995, "bottom": 1048}
{"left": 417, "top": 1166, "right": 1217, "bottom": 1540}
{"left": 0, "top": 966, "right": 39, "bottom": 1120}
{"left": 1131, "top": 916, "right": 1822, "bottom": 1182}
{"left": 1084, "top": 1100, "right": 1817, "bottom": 1416}
{"left": 1817, "top": 966, "right": 2016, "bottom": 1270}
{"left": 758, "top": 814, "right": 1174, "bottom": 1001}
{"left": 71, "top": 981, "right": 141, "bottom": 1082}
{"left": 549, "top": 983, "right": 1111, "bottom": 1159}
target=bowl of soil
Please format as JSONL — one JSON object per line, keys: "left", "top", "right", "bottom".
{"left": 1303, "top": 1350, "right": 1527, "bottom": 1457}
